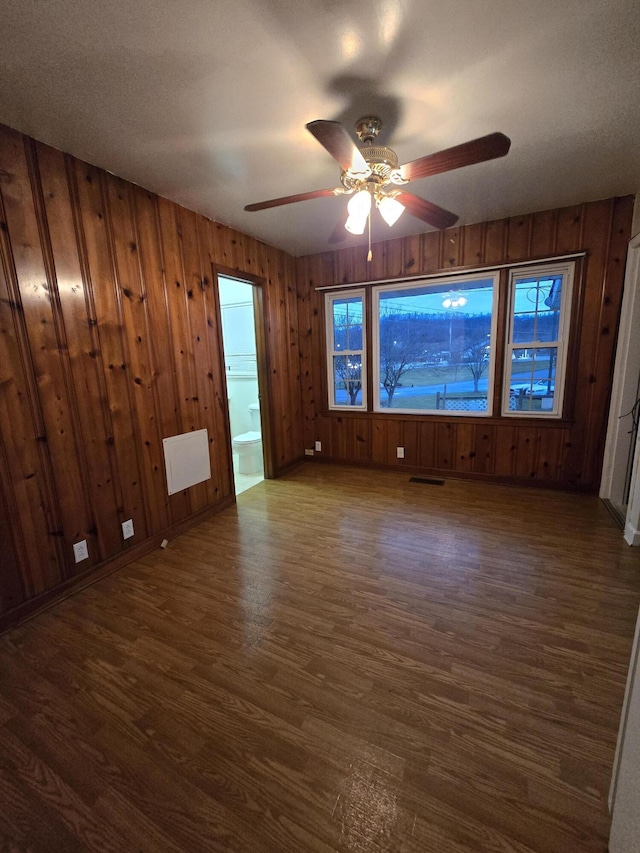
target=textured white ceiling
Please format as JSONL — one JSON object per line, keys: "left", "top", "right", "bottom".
{"left": 0, "top": 0, "right": 638, "bottom": 256}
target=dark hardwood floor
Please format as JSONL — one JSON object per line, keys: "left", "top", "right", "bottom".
{"left": 1, "top": 463, "right": 640, "bottom": 852}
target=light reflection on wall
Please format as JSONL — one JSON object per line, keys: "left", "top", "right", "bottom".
{"left": 56, "top": 276, "right": 85, "bottom": 299}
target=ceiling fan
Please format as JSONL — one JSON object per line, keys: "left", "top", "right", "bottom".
{"left": 245, "top": 117, "right": 511, "bottom": 249}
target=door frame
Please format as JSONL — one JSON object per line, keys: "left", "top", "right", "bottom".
{"left": 213, "top": 264, "right": 276, "bottom": 481}
{"left": 600, "top": 231, "right": 640, "bottom": 544}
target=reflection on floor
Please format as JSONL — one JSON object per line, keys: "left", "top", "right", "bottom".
{"left": 233, "top": 460, "right": 264, "bottom": 495}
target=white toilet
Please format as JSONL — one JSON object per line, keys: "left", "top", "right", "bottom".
{"left": 232, "top": 403, "right": 263, "bottom": 474}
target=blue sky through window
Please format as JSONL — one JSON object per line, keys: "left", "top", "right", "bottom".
{"left": 379, "top": 278, "right": 495, "bottom": 316}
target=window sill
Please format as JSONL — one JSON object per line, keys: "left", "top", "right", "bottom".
{"left": 320, "top": 408, "right": 574, "bottom": 428}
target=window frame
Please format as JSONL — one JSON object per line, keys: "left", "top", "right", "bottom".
{"left": 322, "top": 259, "right": 578, "bottom": 421}
{"left": 325, "top": 288, "right": 367, "bottom": 411}
{"left": 501, "top": 261, "right": 575, "bottom": 419}
{"left": 371, "top": 273, "right": 500, "bottom": 416}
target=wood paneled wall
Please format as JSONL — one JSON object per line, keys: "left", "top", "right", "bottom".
{"left": 0, "top": 123, "right": 303, "bottom": 623}
{"left": 296, "top": 196, "right": 634, "bottom": 491}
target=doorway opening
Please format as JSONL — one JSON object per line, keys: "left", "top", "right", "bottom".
{"left": 218, "top": 275, "right": 266, "bottom": 495}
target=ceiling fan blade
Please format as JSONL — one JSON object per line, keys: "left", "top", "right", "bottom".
{"left": 328, "top": 219, "right": 348, "bottom": 244}
{"left": 306, "top": 120, "right": 368, "bottom": 173}
{"left": 244, "top": 187, "right": 337, "bottom": 212}
{"left": 400, "top": 132, "right": 511, "bottom": 182}
{"left": 396, "top": 191, "right": 459, "bottom": 230}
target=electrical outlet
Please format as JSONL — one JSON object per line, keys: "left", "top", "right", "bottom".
{"left": 315, "top": 440, "right": 322, "bottom": 452}
{"left": 73, "top": 540, "right": 89, "bottom": 563}
{"left": 396, "top": 446, "right": 405, "bottom": 459}
{"left": 305, "top": 448, "right": 314, "bottom": 456}
{"left": 122, "top": 518, "right": 134, "bottom": 540}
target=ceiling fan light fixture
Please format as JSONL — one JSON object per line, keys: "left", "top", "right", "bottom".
{"left": 347, "top": 187, "right": 372, "bottom": 217}
{"left": 345, "top": 213, "right": 367, "bottom": 235}
{"left": 245, "top": 117, "right": 510, "bottom": 253}
{"left": 377, "top": 193, "right": 405, "bottom": 227}
{"left": 345, "top": 187, "right": 372, "bottom": 234}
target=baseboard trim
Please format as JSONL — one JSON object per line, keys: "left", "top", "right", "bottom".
{"left": 624, "top": 520, "right": 640, "bottom": 546}
{"left": 306, "top": 455, "right": 595, "bottom": 492}
{"left": 274, "top": 455, "right": 307, "bottom": 477}
{"left": 602, "top": 499, "right": 626, "bottom": 530}
{"left": 0, "top": 495, "right": 235, "bottom": 635}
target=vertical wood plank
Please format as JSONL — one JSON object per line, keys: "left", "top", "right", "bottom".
{"left": 492, "top": 424, "right": 517, "bottom": 477}
{"left": 537, "top": 428, "right": 563, "bottom": 482}
{"left": 461, "top": 223, "right": 485, "bottom": 267}
{"left": 199, "top": 219, "right": 232, "bottom": 501}
{"left": 529, "top": 209, "right": 557, "bottom": 258}
{"left": 295, "top": 256, "right": 316, "bottom": 452}
{"left": 74, "top": 162, "right": 149, "bottom": 542}
{"left": 555, "top": 203, "right": 584, "bottom": 253}
{"left": 435, "top": 422, "right": 456, "bottom": 470}
{"left": 1, "top": 131, "right": 90, "bottom": 577}
{"left": 400, "top": 420, "right": 418, "bottom": 467}
{"left": 353, "top": 417, "right": 371, "bottom": 463}
{"left": 421, "top": 231, "right": 441, "bottom": 273}
{"left": 37, "top": 143, "right": 121, "bottom": 561}
{"left": 513, "top": 427, "right": 540, "bottom": 480}
{"left": 472, "top": 425, "right": 496, "bottom": 475}
{"left": 336, "top": 246, "right": 355, "bottom": 286}
{"left": 105, "top": 174, "right": 170, "bottom": 533}
{"left": 403, "top": 234, "right": 422, "bottom": 276}
{"left": 417, "top": 421, "right": 437, "bottom": 470}
{"left": 132, "top": 185, "right": 190, "bottom": 523}
{"left": 506, "top": 215, "right": 531, "bottom": 261}
{"left": 484, "top": 218, "right": 507, "bottom": 265}
{"left": 171, "top": 205, "right": 218, "bottom": 508}
{"left": 0, "top": 196, "right": 61, "bottom": 595}
{"left": 454, "top": 423, "right": 475, "bottom": 473}
{"left": 562, "top": 199, "right": 612, "bottom": 483}
{"left": 442, "top": 227, "right": 461, "bottom": 268}
{"left": 371, "top": 419, "right": 386, "bottom": 463}
{"left": 0, "top": 471, "right": 25, "bottom": 612}
{"left": 579, "top": 196, "right": 634, "bottom": 486}
{"left": 384, "top": 237, "right": 404, "bottom": 280}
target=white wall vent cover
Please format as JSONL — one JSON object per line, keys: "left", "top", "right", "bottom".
{"left": 163, "top": 429, "right": 211, "bottom": 495}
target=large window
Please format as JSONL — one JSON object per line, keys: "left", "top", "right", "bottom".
{"left": 325, "top": 290, "right": 366, "bottom": 410}
{"left": 324, "top": 262, "right": 574, "bottom": 419}
{"left": 372, "top": 276, "right": 498, "bottom": 415}
{"left": 502, "top": 263, "right": 574, "bottom": 418}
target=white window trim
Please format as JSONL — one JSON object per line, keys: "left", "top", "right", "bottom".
{"left": 501, "top": 261, "right": 575, "bottom": 419}
{"left": 325, "top": 288, "right": 367, "bottom": 411}
{"left": 372, "top": 273, "right": 500, "bottom": 416}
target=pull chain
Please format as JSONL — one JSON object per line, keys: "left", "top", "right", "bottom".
{"left": 367, "top": 211, "right": 372, "bottom": 262}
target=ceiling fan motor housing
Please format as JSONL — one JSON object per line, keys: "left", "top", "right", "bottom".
{"left": 339, "top": 115, "right": 406, "bottom": 191}
{"left": 341, "top": 144, "right": 404, "bottom": 190}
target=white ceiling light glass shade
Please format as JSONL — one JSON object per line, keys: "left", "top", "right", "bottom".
{"left": 345, "top": 188, "right": 372, "bottom": 235}
{"left": 377, "top": 193, "right": 405, "bottom": 226}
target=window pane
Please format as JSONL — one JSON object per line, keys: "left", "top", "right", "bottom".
{"left": 512, "top": 275, "right": 562, "bottom": 343}
{"left": 377, "top": 279, "right": 494, "bottom": 412}
{"left": 333, "top": 354, "right": 362, "bottom": 406}
{"left": 507, "top": 347, "right": 557, "bottom": 411}
{"left": 333, "top": 297, "right": 363, "bottom": 351}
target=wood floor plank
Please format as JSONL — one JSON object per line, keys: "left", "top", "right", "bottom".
{"left": 1, "top": 463, "right": 639, "bottom": 852}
